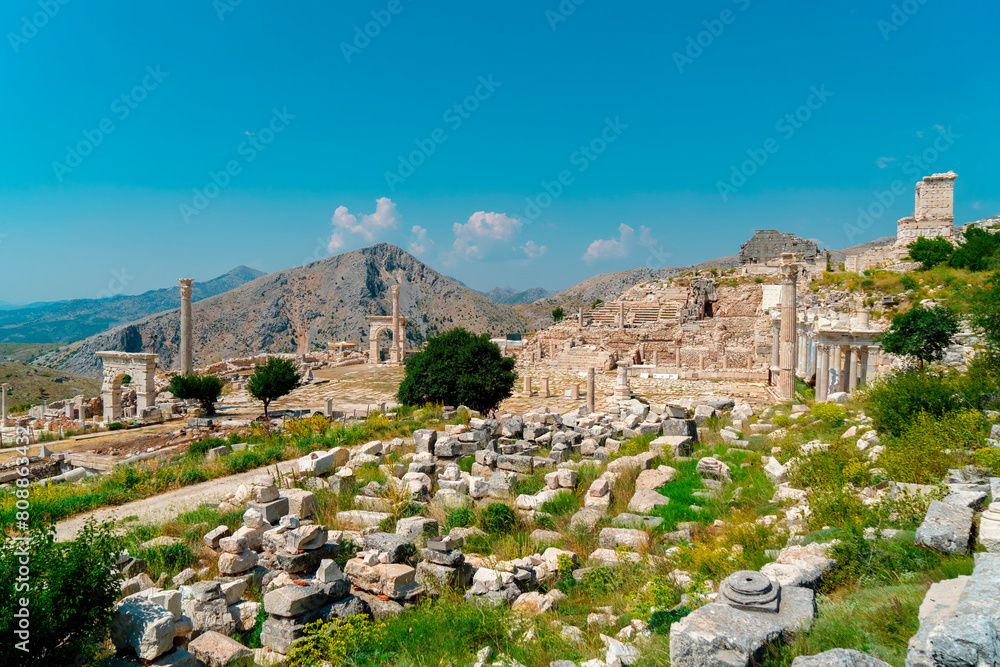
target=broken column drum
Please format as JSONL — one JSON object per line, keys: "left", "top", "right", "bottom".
{"left": 719, "top": 570, "right": 782, "bottom": 614}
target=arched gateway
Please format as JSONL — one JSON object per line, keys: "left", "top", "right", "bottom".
{"left": 367, "top": 285, "right": 407, "bottom": 365}
{"left": 97, "top": 351, "right": 158, "bottom": 422}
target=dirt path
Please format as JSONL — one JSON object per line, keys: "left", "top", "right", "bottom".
{"left": 53, "top": 459, "right": 298, "bottom": 542}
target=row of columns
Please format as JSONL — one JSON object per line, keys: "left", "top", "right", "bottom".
{"left": 814, "top": 343, "right": 873, "bottom": 401}
{"left": 522, "top": 368, "right": 598, "bottom": 413}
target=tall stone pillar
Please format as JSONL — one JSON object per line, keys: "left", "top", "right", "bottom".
{"left": 815, "top": 343, "right": 829, "bottom": 402}
{"left": 848, "top": 346, "right": 860, "bottom": 393}
{"left": 578, "top": 308, "right": 583, "bottom": 330}
{"left": 859, "top": 346, "right": 870, "bottom": 387}
{"left": 390, "top": 286, "right": 402, "bottom": 364}
{"left": 523, "top": 376, "right": 532, "bottom": 397}
{"left": 178, "top": 279, "right": 194, "bottom": 376}
{"left": 587, "top": 368, "right": 595, "bottom": 414}
{"left": 778, "top": 253, "right": 798, "bottom": 401}
{"left": 619, "top": 302, "right": 625, "bottom": 329}
{"left": 0, "top": 383, "right": 8, "bottom": 422}
{"left": 541, "top": 377, "right": 550, "bottom": 398}
{"left": 770, "top": 318, "right": 781, "bottom": 371}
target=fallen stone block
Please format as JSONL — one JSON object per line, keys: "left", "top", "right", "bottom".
{"left": 188, "top": 630, "right": 252, "bottom": 667}
{"left": 110, "top": 596, "right": 176, "bottom": 661}
{"left": 791, "top": 649, "right": 891, "bottom": 667}
{"left": 915, "top": 500, "right": 973, "bottom": 554}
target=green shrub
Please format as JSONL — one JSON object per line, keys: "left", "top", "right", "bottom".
{"left": 186, "top": 436, "right": 227, "bottom": 459}
{"left": 609, "top": 433, "right": 656, "bottom": 461}
{"left": 445, "top": 507, "right": 475, "bottom": 532}
{"left": 880, "top": 410, "right": 986, "bottom": 484}
{"left": 169, "top": 373, "right": 226, "bottom": 416}
{"left": 908, "top": 237, "right": 954, "bottom": 270}
{"left": 247, "top": 357, "right": 303, "bottom": 419}
{"left": 0, "top": 520, "right": 123, "bottom": 667}
{"left": 286, "top": 616, "right": 387, "bottom": 667}
{"left": 877, "top": 305, "right": 959, "bottom": 368}
{"left": 534, "top": 514, "right": 555, "bottom": 531}
{"left": 811, "top": 402, "right": 846, "bottom": 426}
{"left": 861, "top": 367, "right": 961, "bottom": 437}
{"left": 771, "top": 414, "right": 790, "bottom": 428}
{"left": 135, "top": 541, "right": 196, "bottom": 575}
{"left": 975, "top": 448, "right": 1000, "bottom": 475}
{"left": 108, "top": 422, "right": 124, "bottom": 431}
{"left": 899, "top": 274, "right": 918, "bottom": 291}
{"left": 539, "top": 490, "right": 578, "bottom": 516}
{"left": 480, "top": 503, "right": 517, "bottom": 534}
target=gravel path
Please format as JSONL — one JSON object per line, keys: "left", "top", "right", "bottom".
{"left": 53, "top": 459, "right": 298, "bottom": 542}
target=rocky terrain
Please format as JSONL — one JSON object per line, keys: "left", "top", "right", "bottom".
{"left": 0, "top": 266, "right": 265, "bottom": 345}
{"left": 479, "top": 286, "right": 554, "bottom": 305}
{"left": 44, "top": 244, "right": 531, "bottom": 377}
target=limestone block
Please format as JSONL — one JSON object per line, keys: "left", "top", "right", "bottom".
{"left": 110, "top": 596, "right": 176, "bottom": 661}
{"left": 791, "top": 649, "right": 891, "bottom": 667}
{"left": 598, "top": 527, "right": 649, "bottom": 552}
{"left": 335, "top": 510, "right": 391, "bottom": 527}
{"left": 635, "top": 467, "right": 674, "bottom": 491}
{"left": 651, "top": 434, "right": 694, "bottom": 457}
{"left": 396, "top": 516, "right": 439, "bottom": 543}
{"left": 298, "top": 450, "right": 335, "bottom": 475}
{"left": 280, "top": 488, "right": 319, "bottom": 520}
{"left": 764, "top": 457, "right": 788, "bottom": 484}
{"left": 227, "top": 600, "right": 259, "bottom": 632}
{"left": 264, "top": 584, "right": 329, "bottom": 618}
{"left": 915, "top": 500, "right": 973, "bottom": 554}
{"left": 627, "top": 489, "right": 669, "bottom": 514}
{"left": 187, "top": 631, "right": 252, "bottom": 667}
{"left": 217, "top": 549, "right": 257, "bottom": 575}
{"left": 203, "top": 525, "right": 230, "bottom": 550}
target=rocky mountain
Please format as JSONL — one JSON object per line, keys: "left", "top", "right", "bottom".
{"left": 45, "top": 244, "right": 532, "bottom": 377}
{"left": 0, "top": 266, "right": 266, "bottom": 344}
{"left": 479, "top": 286, "right": 553, "bottom": 305}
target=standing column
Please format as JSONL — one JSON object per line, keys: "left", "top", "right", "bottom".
{"left": 586, "top": 368, "right": 595, "bottom": 414}
{"left": 778, "top": 253, "right": 798, "bottom": 401}
{"left": 0, "top": 383, "right": 8, "bottom": 422}
{"left": 839, "top": 346, "right": 850, "bottom": 392}
{"left": 619, "top": 302, "right": 625, "bottom": 329}
{"left": 770, "top": 318, "right": 781, "bottom": 371}
{"left": 848, "top": 346, "right": 860, "bottom": 393}
{"left": 178, "top": 279, "right": 194, "bottom": 375}
{"left": 541, "top": 377, "right": 550, "bottom": 398}
{"left": 859, "top": 346, "right": 870, "bottom": 388}
{"left": 797, "top": 328, "right": 807, "bottom": 377}
{"left": 578, "top": 308, "right": 583, "bottom": 330}
{"left": 523, "top": 376, "right": 532, "bottom": 397}
{"left": 815, "top": 344, "right": 829, "bottom": 402}
{"left": 390, "top": 285, "right": 401, "bottom": 364}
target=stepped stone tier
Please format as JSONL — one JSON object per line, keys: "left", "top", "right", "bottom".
{"left": 740, "top": 230, "right": 819, "bottom": 265}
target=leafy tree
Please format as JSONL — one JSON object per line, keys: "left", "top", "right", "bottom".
{"left": 970, "top": 272, "right": 1000, "bottom": 350}
{"left": 876, "top": 305, "right": 959, "bottom": 369}
{"left": 247, "top": 357, "right": 303, "bottom": 419}
{"left": 949, "top": 227, "right": 1000, "bottom": 271}
{"left": 590, "top": 299, "right": 603, "bottom": 309}
{"left": 0, "top": 520, "right": 123, "bottom": 667}
{"left": 551, "top": 307, "right": 565, "bottom": 322}
{"left": 169, "top": 373, "right": 225, "bottom": 415}
{"left": 907, "top": 236, "right": 954, "bottom": 270}
{"left": 396, "top": 327, "right": 516, "bottom": 414}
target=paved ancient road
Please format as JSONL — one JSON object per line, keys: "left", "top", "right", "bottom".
{"left": 53, "top": 459, "right": 298, "bottom": 542}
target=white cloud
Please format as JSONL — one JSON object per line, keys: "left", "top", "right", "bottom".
{"left": 876, "top": 156, "right": 896, "bottom": 169}
{"left": 582, "top": 223, "right": 656, "bottom": 263}
{"left": 451, "top": 211, "right": 523, "bottom": 261}
{"left": 408, "top": 225, "right": 433, "bottom": 255}
{"left": 328, "top": 197, "right": 400, "bottom": 251}
{"left": 521, "top": 240, "right": 547, "bottom": 258}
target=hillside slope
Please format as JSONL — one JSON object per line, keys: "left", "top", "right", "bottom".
{"left": 0, "top": 266, "right": 265, "bottom": 344}
{"left": 45, "top": 244, "right": 531, "bottom": 377}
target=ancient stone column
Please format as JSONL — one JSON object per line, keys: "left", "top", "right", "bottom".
{"left": 523, "top": 376, "right": 532, "bottom": 397}
{"left": 578, "top": 308, "right": 583, "bottom": 330}
{"left": 859, "top": 346, "right": 870, "bottom": 388}
{"left": 721, "top": 349, "right": 728, "bottom": 370}
{"left": 858, "top": 308, "right": 870, "bottom": 329}
{"left": 586, "top": 368, "right": 595, "bottom": 414}
{"left": 0, "top": 384, "right": 8, "bottom": 422}
{"left": 178, "top": 279, "right": 194, "bottom": 376}
{"left": 815, "top": 344, "right": 829, "bottom": 402}
{"left": 652, "top": 350, "right": 659, "bottom": 368}
{"left": 619, "top": 302, "right": 625, "bottom": 329}
{"left": 778, "top": 253, "right": 798, "bottom": 401}
{"left": 571, "top": 384, "right": 580, "bottom": 400}
{"left": 541, "top": 377, "right": 550, "bottom": 398}
{"left": 390, "top": 285, "right": 401, "bottom": 364}
{"left": 848, "top": 346, "right": 860, "bottom": 393}
{"left": 770, "top": 318, "right": 781, "bottom": 371}
{"left": 324, "top": 398, "right": 334, "bottom": 418}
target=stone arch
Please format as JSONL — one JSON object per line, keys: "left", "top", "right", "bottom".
{"left": 367, "top": 319, "right": 406, "bottom": 364}
{"left": 97, "top": 351, "right": 159, "bottom": 422}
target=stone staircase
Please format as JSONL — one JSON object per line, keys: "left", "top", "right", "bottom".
{"left": 585, "top": 302, "right": 683, "bottom": 325}
{"left": 553, "top": 347, "right": 616, "bottom": 371}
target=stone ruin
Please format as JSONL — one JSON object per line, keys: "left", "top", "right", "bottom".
{"left": 739, "top": 229, "right": 819, "bottom": 265}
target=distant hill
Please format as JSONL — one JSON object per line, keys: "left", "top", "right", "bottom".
{"left": 43, "top": 244, "right": 531, "bottom": 377}
{"left": 479, "top": 286, "right": 553, "bottom": 305}
{"left": 0, "top": 266, "right": 265, "bottom": 345}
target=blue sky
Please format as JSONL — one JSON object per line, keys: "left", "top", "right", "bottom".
{"left": 2, "top": 1, "right": 998, "bottom": 303}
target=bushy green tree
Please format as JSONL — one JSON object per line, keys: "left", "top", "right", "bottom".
{"left": 552, "top": 307, "right": 565, "bottom": 322}
{"left": 907, "top": 236, "right": 954, "bottom": 270}
{"left": 247, "top": 357, "right": 303, "bottom": 419}
{"left": 860, "top": 367, "right": 961, "bottom": 437}
{"left": 396, "top": 328, "right": 516, "bottom": 414}
{"left": 970, "top": 272, "right": 1000, "bottom": 350}
{"left": 169, "top": 373, "right": 225, "bottom": 415}
{"left": 876, "top": 305, "right": 959, "bottom": 369}
{"left": 0, "top": 520, "right": 123, "bottom": 667}
{"left": 949, "top": 227, "right": 1000, "bottom": 271}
